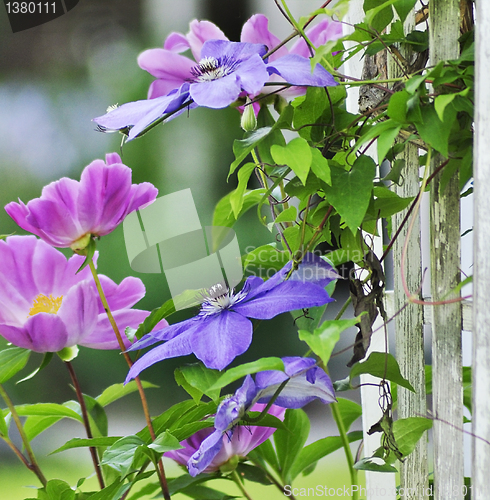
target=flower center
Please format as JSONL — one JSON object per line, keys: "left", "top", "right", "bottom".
{"left": 199, "top": 283, "right": 247, "bottom": 317}
{"left": 190, "top": 56, "right": 239, "bottom": 83}
{"left": 28, "top": 294, "right": 63, "bottom": 316}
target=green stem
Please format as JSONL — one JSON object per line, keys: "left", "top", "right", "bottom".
{"left": 65, "top": 361, "right": 105, "bottom": 489}
{"left": 0, "top": 384, "right": 47, "bottom": 486}
{"left": 88, "top": 259, "right": 171, "bottom": 500}
{"left": 231, "top": 470, "right": 254, "bottom": 500}
{"left": 330, "top": 402, "right": 358, "bottom": 500}
{"left": 339, "top": 77, "right": 406, "bottom": 86}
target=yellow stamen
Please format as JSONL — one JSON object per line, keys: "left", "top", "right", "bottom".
{"left": 28, "top": 294, "right": 63, "bottom": 316}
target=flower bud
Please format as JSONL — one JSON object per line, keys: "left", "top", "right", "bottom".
{"left": 240, "top": 98, "right": 257, "bottom": 132}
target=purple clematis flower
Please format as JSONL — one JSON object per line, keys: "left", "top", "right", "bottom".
{"left": 93, "top": 18, "right": 338, "bottom": 140}
{"left": 180, "top": 357, "right": 336, "bottom": 476}
{"left": 0, "top": 236, "right": 167, "bottom": 352}
{"left": 125, "top": 254, "right": 340, "bottom": 378}
{"left": 5, "top": 153, "right": 157, "bottom": 250}
{"left": 166, "top": 403, "right": 286, "bottom": 475}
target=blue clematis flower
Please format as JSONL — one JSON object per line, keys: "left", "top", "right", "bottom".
{"left": 93, "top": 39, "right": 337, "bottom": 141}
{"left": 125, "top": 254, "right": 340, "bottom": 380}
{"left": 186, "top": 356, "right": 337, "bottom": 476}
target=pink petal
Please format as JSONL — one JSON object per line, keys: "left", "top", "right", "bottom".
{"left": 241, "top": 14, "right": 288, "bottom": 60}
{"left": 187, "top": 19, "right": 228, "bottom": 60}
{"left": 163, "top": 32, "right": 190, "bottom": 53}
{"left": 290, "top": 19, "right": 343, "bottom": 58}
{"left": 24, "top": 313, "right": 69, "bottom": 352}
{"left": 138, "top": 49, "right": 194, "bottom": 87}
{"left": 77, "top": 160, "right": 132, "bottom": 236}
{"left": 57, "top": 280, "right": 99, "bottom": 347}
{"left": 95, "top": 275, "right": 146, "bottom": 314}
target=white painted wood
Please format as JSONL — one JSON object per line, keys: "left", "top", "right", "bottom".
{"left": 428, "top": 1, "right": 463, "bottom": 498}
{"left": 472, "top": 0, "right": 490, "bottom": 496}
{"left": 387, "top": 8, "right": 428, "bottom": 498}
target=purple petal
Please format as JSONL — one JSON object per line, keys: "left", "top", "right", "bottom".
{"left": 200, "top": 40, "right": 267, "bottom": 61}
{"left": 105, "top": 152, "right": 122, "bottom": 165}
{"left": 255, "top": 357, "right": 336, "bottom": 408}
{"left": 125, "top": 183, "right": 158, "bottom": 215}
{"left": 232, "top": 281, "right": 332, "bottom": 320}
{"left": 234, "top": 54, "right": 271, "bottom": 95}
{"left": 215, "top": 375, "right": 257, "bottom": 431}
{"left": 266, "top": 54, "right": 337, "bottom": 87}
{"left": 190, "top": 310, "right": 253, "bottom": 370}
{"left": 125, "top": 331, "right": 193, "bottom": 382}
{"left": 77, "top": 160, "right": 132, "bottom": 236}
{"left": 128, "top": 317, "right": 200, "bottom": 351}
{"left": 190, "top": 76, "right": 242, "bottom": 109}
{"left": 290, "top": 19, "right": 343, "bottom": 58}
{"left": 57, "top": 280, "right": 99, "bottom": 347}
{"left": 187, "top": 429, "right": 224, "bottom": 477}
{"left": 291, "top": 253, "right": 342, "bottom": 288}
{"left": 5, "top": 200, "right": 50, "bottom": 243}
{"left": 95, "top": 276, "right": 146, "bottom": 314}
{"left": 217, "top": 403, "right": 285, "bottom": 461}
{"left": 25, "top": 313, "right": 69, "bottom": 353}
{"left": 187, "top": 20, "right": 228, "bottom": 60}
{"left": 82, "top": 309, "right": 158, "bottom": 350}
{"left": 138, "top": 49, "right": 194, "bottom": 84}
{"left": 240, "top": 14, "right": 287, "bottom": 60}
{"left": 163, "top": 32, "right": 190, "bottom": 53}
{"left": 23, "top": 198, "right": 82, "bottom": 247}
{"left": 0, "top": 324, "right": 35, "bottom": 350}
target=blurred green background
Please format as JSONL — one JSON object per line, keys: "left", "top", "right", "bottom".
{"left": 0, "top": 1, "right": 362, "bottom": 497}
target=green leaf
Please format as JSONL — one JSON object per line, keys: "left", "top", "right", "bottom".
{"left": 208, "top": 358, "right": 284, "bottom": 391}
{"left": 364, "top": 0, "right": 396, "bottom": 32}
{"left": 377, "top": 125, "right": 402, "bottom": 163}
{"left": 133, "top": 298, "right": 176, "bottom": 340}
{"left": 96, "top": 381, "right": 158, "bottom": 407}
{"left": 393, "top": 0, "right": 417, "bottom": 23}
{"left": 275, "top": 206, "right": 298, "bottom": 224}
{"left": 271, "top": 137, "right": 312, "bottom": 185}
{"left": 24, "top": 416, "right": 62, "bottom": 441}
{"left": 17, "top": 352, "right": 53, "bottom": 384}
{"left": 75, "top": 239, "right": 96, "bottom": 274}
{"left": 148, "top": 430, "right": 183, "bottom": 453}
{"left": 248, "top": 438, "right": 280, "bottom": 474}
{"left": 213, "top": 188, "right": 266, "bottom": 228}
{"left": 372, "top": 186, "right": 413, "bottom": 218}
{"left": 405, "top": 74, "right": 426, "bottom": 94}
{"left": 0, "top": 347, "right": 30, "bottom": 383}
{"left": 353, "top": 456, "right": 398, "bottom": 472}
{"left": 274, "top": 409, "right": 310, "bottom": 484}
{"left": 236, "top": 463, "right": 272, "bottom": 485}
{"left": 415, "top": 105, "right": 456, "bottom": 157}
{"left": 310, "top": 148, "right": 331, "bottom": 185}
{"left": 14, "top": 403, "right": 83, "bottom": 422}
{"left": 174, "top": 363, "right": 221, "bottom": 403}
{"left": 434, "top": 93, "right": 457, "bottom": 121}
{"left": 387, "top": 90, "right": 409, "bottom": 123}
{"left": 242, "top": 244, "right": 289, "bottom": 278}
{"left": 0, "top": 409, "right": 9, "bottom": 436}
{"left": 393, "top": 416, "right": 432, "bottom": 457}
{"left": 230, "top": 127, "right": 273, "bottom": 177}
{"left": 230, "top": 162, "right": 256, "bottom": 218}
{"left": 85, "top": 479, "right": 130, "bottom": 500}
{"left": 337, "top": 398, "right": 363, "bottom": 431}
{"left": 44, "top": 479, "right": 76, "bottom": 500}
{"left": 349, "top": 352, "right": 415, "bottom": 392}
{"left": 299, "top": 318, "right": 359, "bottom": 365}
{"left": 51, "top": 437, "right": 121, "bottom": 455}
{"left": 100, "top": 435, "right": 146, "bottom": 476}
{"left": 289, "top": 431, "right": 363, "bottom": 480}
{"left": 324, "top": 155, "right": 376, "bottom": 233}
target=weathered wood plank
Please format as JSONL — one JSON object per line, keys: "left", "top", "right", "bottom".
{"left": 472, "top": 0, "right": 490, "bottom": 496}
{"left": 388, "top": 8, "right": 428, "bottom": 499}
{"left": 429, "top": 1, "right": 463, "bottom": 498}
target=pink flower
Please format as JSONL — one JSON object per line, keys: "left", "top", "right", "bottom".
{"left": 0, "top": 236, "right": 166, "bottom": 352}
{"left": 5, "top": 153, "right": 158, "bottom": 250}
{"left": 165, "top": 403, "right": 285, "bottom": 474}
{"left": 139, "top": 14, "right": 342, "bottom": 102}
